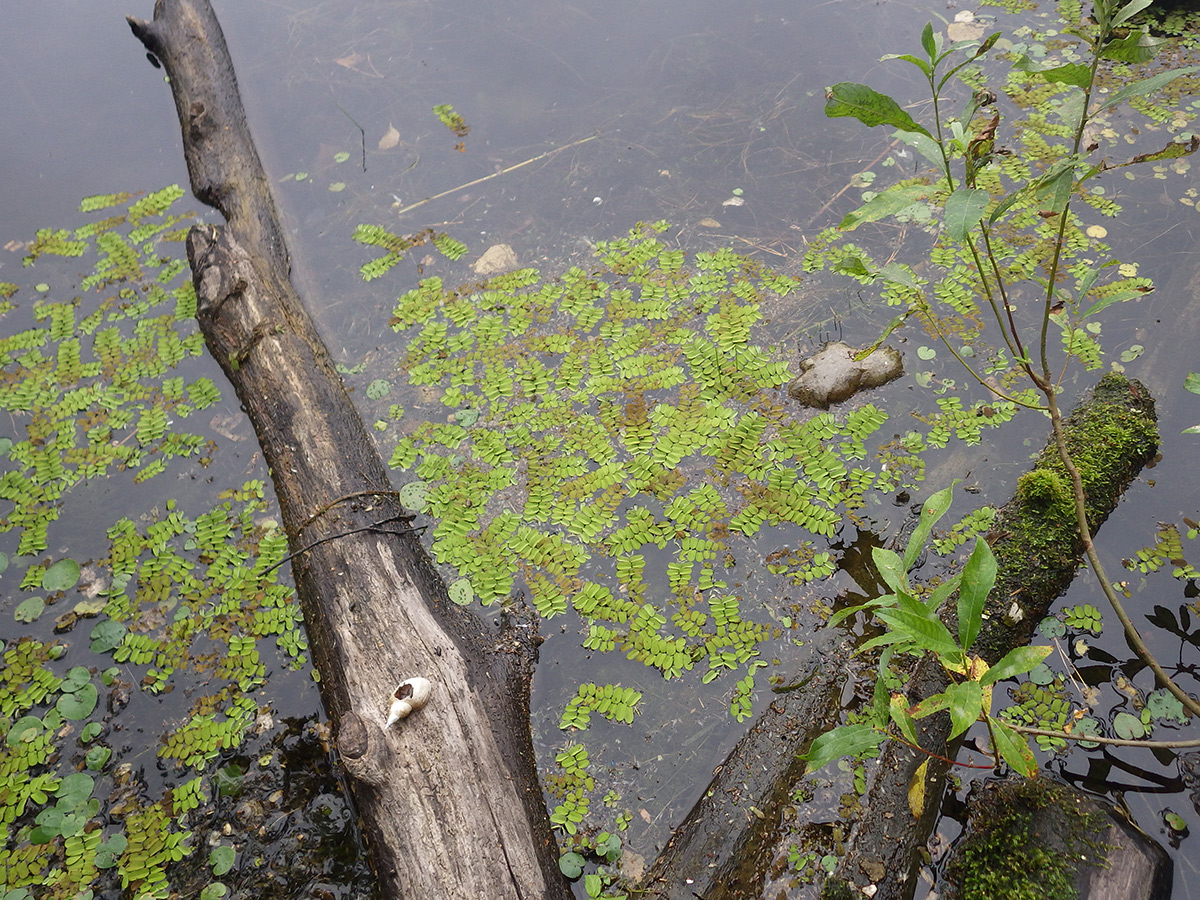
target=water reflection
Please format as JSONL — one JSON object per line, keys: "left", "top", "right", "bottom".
{"left": 4, "top": 0, "right": 1200, "bottom": 897}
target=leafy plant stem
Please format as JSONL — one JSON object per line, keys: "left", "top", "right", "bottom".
{"left": 1045, "top": 388, "right": 1200, "bottom": 719}
{"left": 978, "top": 229, "right": 1028, "bottom": 365}
{"left": 1007, "top": 722, "right": 1200, "bottom": 750}
{"left": 917, "top": 305, "right": 1045, "bottom": 410}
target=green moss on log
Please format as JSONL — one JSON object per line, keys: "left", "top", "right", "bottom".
{"left": 944, "top": 779, "right": 1110, "bottom": 900}
{"left": 976, "top": 373, "right": 1158, "bottom": 661}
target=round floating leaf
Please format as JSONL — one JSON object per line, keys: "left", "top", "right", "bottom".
{"left": 7, "top": 715, "right": 43, "bottom": 746}
{"left": 200, "top": 885, "right": 228, "bottom": 900}
{"left": 215, "top": 764, "right": 244, "bottom": 798}
{"left": 1037, "top": 616, "right": 1065, "bottom": 639}
{"left": 56, "top": 772, "right": 95, "bottom": 806}
{"left": 448, "top": 578, "right": 474, "bottom": 606}
{"left": 558, "top": 851, "right": 586, "bottom": 879}
{"left": 42, "top": 558, "right": 80, "bottom": 592}
{"left": 1112, "top": 711, "right": 1145, "bottom": 740}
{"left": 1073, "top": 716, "right": 1101, "bottom": 749}
{"left": 60, "top": 666, "right": 91, "bottom": 692}
{"left": 1147, "top": 688, "right": 1187, "bottom": 725}
{"left": 397, "top": 480, "right": 429, "bottom": 512}
{"left": 1028, "top": 663, "right": 1055, "bottom": 686}
{"left": 210, "top": 844, "right": 236, "bottom": 877}
{"left": 56, "top": 683, "right": 98, "bottom": 720}
{"left": 1165, "top": 811, "right": 1188, "bottom": 833}
{"left": 81, "top": 722, "right": 103, "bottom": 742}
{"left": 90, "top": 619, "right": 126, "bottom": 653}
{"left": 917, "top": 346, "right": 937, "bottom": 360}
{"left": 85, "top": 745, "right": 112, "bottom": 771}
{"left": 454, "top": 408, "right": 480, "bottom": 427}
{"left": 14, "top": 596, "right": 45, "bottom": 623}
{"left": 333, "top": 151, "right": 351, "bottom": 164}
{"left": 366, "top": 379, "right": 392, "bottom": 399}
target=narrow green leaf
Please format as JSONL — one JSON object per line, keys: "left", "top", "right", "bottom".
{"left": 803, "top": 724, "right": 885, "bottom": 774}
{"left": 1101, "top": 66, "right": 1200, "bottom": 113}
{"left": 1111, "top": 0, "right": 1153, "bottom": 26}
{"left": 944, "top": 188, "right": 990, "bottom": 243}
{"left": 895, "top": 129, "right": 945, "bottom": 168}
{"left": 871, "top": 547, "right": 908, "bottom": 593}
{"left": 1081, "top": 286, "right": 1153, "bottom": 319}
{"left": 979, "top": 645, "right": 1053, "bottom": 685}
{"left": 945, "top": 681, "right": 983, "bottom": 739}
{"left": 909, "top": 691, "right": 951, "bottom": 720}
{"left": 920, "top": 22, "right": 937, "bottom": 60}
{"left": 1036, "top": 164, "right": 1075, "bottom": 217}
{"left": 876, "top": 263, "right": 925, "bottom": 291}
{"left": 957, "top": 538, "right": 996, "bottom": 652}
{"left": 988, "top": 716, "right": 1037, "bottom": 776}
{"left": 903, "top": 481, "right": 959, "bottom": 571}
{"left": 1036, "top": 62, "right": 1092, "bottom": 88}
{"left": 889, "top": 695, "right": 919, "bottom": 744}
{"left": 839, "top": 184, "right": 935, "bottom": 231}
{"left": 876, "top": 604, "right": 961, "bottom": 659}
{"left": 880, "top": 53, "right": 932, "bottom": 76}
{"left": 825, "top": 83, "right": 932, "bottom": 138}
{"left": 926, "top": 573, "right": 963, "bottom": 613}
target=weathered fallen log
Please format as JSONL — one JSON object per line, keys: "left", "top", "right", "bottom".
{"left": 127, "top": 3, "right": 569, "bottom": 898}
{"left": 639, "top": 373, "right": 1159, "bottom": 899}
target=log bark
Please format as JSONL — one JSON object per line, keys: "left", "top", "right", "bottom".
{"left": 127, "top": 3, "right": 569, "bottom": 898}
{"left": 639, "top": 373, "right": 1159, "bottom": 900}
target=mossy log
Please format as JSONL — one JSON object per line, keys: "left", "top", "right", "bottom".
{"left": 640, "top": 374, "right": 1158, "bottom": 900}
{"left": 127, "top": 3, "right": 569, "bottom": 898}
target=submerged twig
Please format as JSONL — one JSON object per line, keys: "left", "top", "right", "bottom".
{"left": 394, "top": 134, "right": 598, "bottom": 217}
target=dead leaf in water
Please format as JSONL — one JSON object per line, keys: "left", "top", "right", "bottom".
{"left": 698, "top": 217, "right": 721, "bottom": 228}
{"left": 378, "top": 124, "right": 401, "bottom": 150}
{"left": 335, "top": 51, "right": 364, "bottom": 69}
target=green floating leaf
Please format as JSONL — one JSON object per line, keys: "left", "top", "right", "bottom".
{"left": 1112, "top": 711, "right": 1146, "bottom": 740}
{"left": 14, "top": 596, "right": 45, "bottom": 623}
{"left": 90, "top": 619, "right": 127, "bottom": 653}
{"left": 56, "top": 683, "right": 98, "bottom": 720}
{"left": 558, "top": 851, "right": 586, "bottom": 879}
{"left": 42, "top": 558, "right": 81, "bottom": 592}
{"left": 398, "top": 480, "right": 429, "bottom": 512}
{"left": 448, "top": 578, "right": 474, "bottom": 606}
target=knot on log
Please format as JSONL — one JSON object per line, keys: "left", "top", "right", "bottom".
{"left": 337, "top": 711, "right": 392, "bottom": 787}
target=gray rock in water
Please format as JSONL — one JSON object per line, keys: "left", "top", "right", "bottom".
{"left": 787, "top": 340, "right": 903, "bottom": 409}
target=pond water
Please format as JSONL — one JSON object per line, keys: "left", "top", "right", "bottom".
{"left": 3, "top": 0, "right": 1200, "bottom": 898}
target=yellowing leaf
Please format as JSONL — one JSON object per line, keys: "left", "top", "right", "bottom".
{"left": 908, "top": 759, "right": 928, "bottom": 818}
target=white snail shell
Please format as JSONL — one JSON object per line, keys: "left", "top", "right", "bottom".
{"left": 385, "top": 677, "right": 432, "bottom": 728}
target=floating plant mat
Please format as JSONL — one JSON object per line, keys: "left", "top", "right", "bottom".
{"left": 350, "top": 220, "right": 1017, "bottom": 836}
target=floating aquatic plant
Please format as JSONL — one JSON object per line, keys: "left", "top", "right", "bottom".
{"left": 0, "top": 187, "right": 217, "bottom": 556}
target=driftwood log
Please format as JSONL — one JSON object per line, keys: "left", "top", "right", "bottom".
{"left": 640, "top": 373, "right": 1159, "bottom": 899}
{"left": 127, "top": 3, "right": 569, "bottom": 898}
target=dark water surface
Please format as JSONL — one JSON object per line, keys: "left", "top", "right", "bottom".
{"left": 4, "top": 1, "right": 1200, "bottom": 897}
